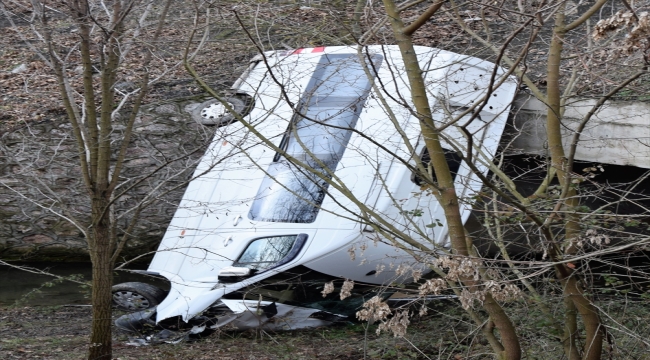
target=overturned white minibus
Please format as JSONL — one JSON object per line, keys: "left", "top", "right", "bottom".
{"left": 113, "top": 45, "right": 518, "bottom": 333}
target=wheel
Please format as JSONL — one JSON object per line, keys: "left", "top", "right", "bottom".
{"left": 112, "top": 282, "right": 167, "bottom": 312}
{"left": 193, "top": 95, "right": 252, "bottom": 126}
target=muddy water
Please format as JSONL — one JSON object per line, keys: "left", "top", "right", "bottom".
{"left": 0, "top": 262, "right": 169, "bottom": 306}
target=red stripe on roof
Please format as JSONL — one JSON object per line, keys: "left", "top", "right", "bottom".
{"left": 292, "top": 48, "right": 304, "bottom": 54}
{"left": 312, "top": 46, "right": 325, "bottom": 53}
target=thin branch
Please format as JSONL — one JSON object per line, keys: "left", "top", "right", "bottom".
{"left": 0, "top": 179, "right": 87, "bottom": 237}
{"left": 565, "top": 0, "right": 609, "bottom": 32}
{"left": 402, "top": 0, "right": 444, "bottom": 36}
{"left": 107, "top": 0, "right": 174, "bottom": 194}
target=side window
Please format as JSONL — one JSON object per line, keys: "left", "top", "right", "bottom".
{"left": 233, "top": 234, "right": 307, "bottom": 272}
{"left": 411, "top": 147, "right": 462, "bottom": 186}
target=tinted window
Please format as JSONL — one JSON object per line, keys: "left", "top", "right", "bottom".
{"left": 250, "top": 53, "right": 382, "bottom": 223}
{"left": 412, "top": 147, "right": 463, "bottom": 186}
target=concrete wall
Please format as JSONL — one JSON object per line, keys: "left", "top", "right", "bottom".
{"left": 511, "top": 94, "right": 650, "bottom": 169}
{"left": 0, "top": 98, "right": 214, "bottom": 261}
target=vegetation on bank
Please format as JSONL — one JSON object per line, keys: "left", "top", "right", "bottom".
{"left": 1, "top": 294, "right": 649, "bottom": 360}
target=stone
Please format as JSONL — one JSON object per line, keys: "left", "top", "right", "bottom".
{"left": 135, "top": 115, "right": 154, "bottom": 125}
{"left": 155, "top": 104, "right": 178, "bottom": 115}
{"left": 11, "top": 64, "right": 28, "bottom": 74}
{"left": 124, "top": 157, "right": 153, "bottom": 167}
{"left": 22, "top": 234, "right": 54, "bottom": 244}
{"left": 115, "top": 81, "right": 137, "bottom": 92}
{"left": 183, "top": 103, "right": 201, "bottom": 113}
{"left": 44, "top": 242, "right": 67, "bottom": 248}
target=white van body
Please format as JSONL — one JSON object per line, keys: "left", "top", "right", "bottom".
{"left": 146, "top": 45, "right": 518, "bottom": 329}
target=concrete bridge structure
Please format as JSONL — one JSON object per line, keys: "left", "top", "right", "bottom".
{"left": 511, "top": 94, "right": 650, "bottom": 169}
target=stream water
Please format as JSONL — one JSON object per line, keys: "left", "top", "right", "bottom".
{"left": 0, "top": 262, "right": 168, "bottom": 306}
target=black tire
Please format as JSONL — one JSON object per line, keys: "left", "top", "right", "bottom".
{"left": 194, "top": 95, "right": 252, "bottom": 126}
{"left": 112, "top": 282, "right": 167, "bottom": 312}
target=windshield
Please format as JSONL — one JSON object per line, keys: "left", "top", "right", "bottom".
{"left": 249, "top": 53, "right": 382, "bottom": 223}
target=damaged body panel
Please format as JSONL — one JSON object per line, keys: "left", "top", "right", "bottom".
{"left": 115, "top": 45, "right": 518, "bottom": 332}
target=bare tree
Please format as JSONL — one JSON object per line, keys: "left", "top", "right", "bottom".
{"left": 0, "top": 1, "right": 181, "bottom": 359}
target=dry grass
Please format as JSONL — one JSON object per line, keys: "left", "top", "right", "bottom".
{"left": 1, "top": 294, "right": 649, "bottom": 359}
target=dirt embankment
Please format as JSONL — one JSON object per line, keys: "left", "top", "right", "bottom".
{"left": 3, "top": 294, "right": 650, "bottom": 360}
{"left": 0, "top": 303, "right": 473, "bottom": 360}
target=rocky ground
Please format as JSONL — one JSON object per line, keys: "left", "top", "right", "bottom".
{"left": 2, "top": 294, "right": 650, "bottom": 360}
{"left": 0, "top": 301, "right": 486, "bottom": 360}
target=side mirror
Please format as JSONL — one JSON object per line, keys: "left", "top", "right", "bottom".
{"left": 218, "top": 266, "right": 254, "bottom": 283}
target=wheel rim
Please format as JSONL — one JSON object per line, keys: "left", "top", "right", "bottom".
{"left": 113, "top": 290, "right": 151, "bottom": 311}
{"left": 200, "top": 102, "right": 232, "bottom": 121}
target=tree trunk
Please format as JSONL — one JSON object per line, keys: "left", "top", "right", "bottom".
{"left": 546, "top": 6, "right": 603, "bottom": 360}
{"left": 87, "top": 198, "right": 114, "bottom": 360}
{"left": 381, "top": 1, "right": 521, "bottom": 358}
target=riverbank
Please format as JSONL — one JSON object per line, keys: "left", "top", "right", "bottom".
{"left": 0, "top": 262, "right": 168, "bottom": 307}
{"left": 0, "top": 304, "right": 467, "bottom": 360}
{"left": 2, "top": 295, "right": 650, "bottom": 359}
